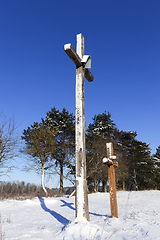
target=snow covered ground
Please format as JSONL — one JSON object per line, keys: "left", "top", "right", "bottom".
{"left": 0, "top": 190, "right": 160, "bottom": 239}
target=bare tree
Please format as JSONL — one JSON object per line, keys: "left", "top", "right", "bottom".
{"left": 21, "top": 122, "right": 56, "bottom": 196}
{"left": 0, "top": 114, "right": 19, "bottom": 176}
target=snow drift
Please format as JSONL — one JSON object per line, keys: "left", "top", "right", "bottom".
{"left": 0, "top": 190, "right": 160, "bottom": 239}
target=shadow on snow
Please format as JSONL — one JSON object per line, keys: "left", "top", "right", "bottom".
{"left": 60, "top": 199, "right": 109, "bottom": 218}
{"left": 38, "top": 197, "right": 70, "bottom": 227}
{"left": 38, "top": 197, "right": 109, "bottom": 228}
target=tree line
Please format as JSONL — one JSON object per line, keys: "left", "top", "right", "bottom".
{"left": 86, "top": 112, "right": 160, "bottom": 191}
{"left": 0, "top": 181, "right": 54, "bottom": 199}
{"left": 0, "top": 109, "right": 160, "bottom": 197}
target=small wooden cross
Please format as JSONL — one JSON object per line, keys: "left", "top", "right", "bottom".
{"left": 64, "top": 34, "right": 94, "bottom": 221}
{"left": 103, "top": 142, "right": 118, "bottom": 218}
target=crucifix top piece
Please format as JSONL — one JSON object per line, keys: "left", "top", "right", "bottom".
{"left": 64, "top": 33, "right": 94, "bottom": 82}
{"left": 103, "top": 142, "right": 118, "bottom": 167}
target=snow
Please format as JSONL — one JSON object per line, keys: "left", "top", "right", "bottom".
{"left": 1, "top": 191, "right": 160, "bottom": 239}
{"left": 103, "top": 157, "right": 113, "bottom": 165}
{"left": 64, "top": 43, "right": 71, "bottom": 51}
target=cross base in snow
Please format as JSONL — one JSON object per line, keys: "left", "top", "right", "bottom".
{"left": 103, "top": 143, "right": 118, "bottom": 218}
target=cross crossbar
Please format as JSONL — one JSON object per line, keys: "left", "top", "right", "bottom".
{"left": 64, "top": 43, "right": 94, "bottom": 82}
{"left": 64, "top": 44, "right": 82, "bottom": 68}
{"left": 84, "top": 68, "right": 94, "bottom": 82}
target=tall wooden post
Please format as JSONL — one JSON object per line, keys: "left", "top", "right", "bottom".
{"left": 75, "top": 34, "right": 89, "bottom": 221}
{"left": 103, "top": 143, "right": 118, "bottom": 218}
{"left": 64, "top": 34, "right": 94, "bottom": 221}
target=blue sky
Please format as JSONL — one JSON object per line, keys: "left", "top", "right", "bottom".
{"left": 1, "top": 0, "right": 160, "bottom": 188}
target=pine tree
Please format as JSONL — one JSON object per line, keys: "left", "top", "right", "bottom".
{"left": 152, "top": 145, "right": 160, "bottom": 189}
{"left": 128, "top": 140, "right": 152, "bottom": 190}
{"left": 115, "top": 130, "right": 137, "bottom": 190}
{"left": 87, "top": 111, "right": 115, "bottom": 139}
{"left": 86, "top": 111, "right": 116, "bottom": 192}
{"left": 43, "top": 107, "right": 75, "bottom": 196}
{"left": 114, "top": 130, "right": 153, "bottom": 190}
{"left": 86, "top": 133, "right": 108, "bottom": 192}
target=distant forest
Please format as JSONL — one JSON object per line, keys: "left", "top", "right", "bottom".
{"left": 0, "top": 181, "right": 76, "bottom": 200}
{"left": 0, "top": 181, "right": 54, "bottom": 199}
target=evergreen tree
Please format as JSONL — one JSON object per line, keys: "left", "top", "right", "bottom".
{"left": 117, "top": 130, "right": 153, "bottom": 190}
{"left": 87, "top": 111, "right": 115, "bottom": 139}
{"left": 115, "top": 130, "right": 137, "bottom": 190}
{"left": 43, "top": 107, "right": 75, "bottom": 196}
{"left": 128, "top": 140, "right": 152, "bottom": 190}
{"left": 152, "top": 145, "right": 160, "bottom": 189}
{"left": 86, "top": 112, "right": 153, "bottom": 191}
{"left": 86, "top": 111, "right": 116, "bottom": 192}
{"left": 86, "top": 133, "right": 108, "bottom": 192}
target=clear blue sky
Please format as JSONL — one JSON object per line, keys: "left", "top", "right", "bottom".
{"left": 1, "top": 0, "right": 160, "bottom": 188}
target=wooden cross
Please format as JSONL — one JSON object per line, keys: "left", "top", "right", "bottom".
{"left": 103, "top": 142, "right": 118, "bottom": 218}
{"left": 64, "top": 34, "right": 94, "bottom": 221}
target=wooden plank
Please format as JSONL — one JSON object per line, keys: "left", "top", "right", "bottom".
{"left": 75, "top": 34, "right": 89, "bottom": 221}
{"left": 105, "top": 142, "right": 118, "bottom": 218}
{"left": 64, "top": 33, "right": 93, "bottom": 222}
{"left": 85, "top": 68, "right": 94, "bottom": 82}
{"left": 64, "top": 43, "right": 94, "bottom": 82}
{"left": 76, "top": 33, "right": 84, "bottom": 59}
{"left": 108, "top": 165, "right": 118, "bottom": 218}
{"left": 64, "top": 43, "right": 82, "bottom": 68}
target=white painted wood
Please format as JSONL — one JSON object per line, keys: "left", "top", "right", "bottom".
{"left": 75, "top": 34, "right": 89, "bottom": 221}
{"left": 76, "top": 33, "right": 84, "bottom": 59}
{"left": 64, "top": 41, "right": 94, "bottom": 82}
{"left": 64, "top": 33, "right": 93, "bottom": 221}
{"left": 64, "top": 43, "right": 82, "bottom": 67}
{"left": 106, "top": 142, "right": 116, "bottom": 160}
